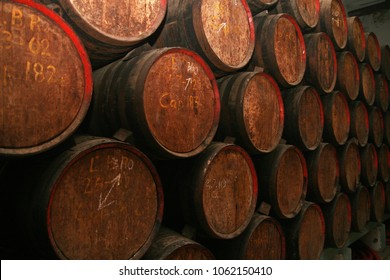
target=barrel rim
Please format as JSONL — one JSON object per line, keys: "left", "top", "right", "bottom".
{"left": 295, "top": 0, "right": 320, "bottom": 30}
{"left": 349, "top": 101, "right": 369, "bottom": 147}
{"left": 192, "top": 0, "right": 255, "bottom": 72}
{"left": 337, "top": 51, "right": 360, "bottom": 101}
{"left": 350, "top": 184, "right": 371, "bottom": 232}
{"left": 369, "top": 106, "right": 384, "bottom": 148}
{"left": 361, "top": 143, "right": 379, "bottom": 187}
{"left": 375, "top": 73, "right": 390, "bottom": 112}
{"left": 365, "top": 32, "right": 382, "bottom": 72}
{"left": 378, "top": 143, "right": 390, "bottom": 182}
{"left": 55, "top": 0, "right": 168, "bottom": 47}
{"left": 195, "top": 142, "right": 258, "bottom": 239}
{"left": 45, "top": 138, "right": 164, "bottom": 259}
{"left": 340, "top": 138, "right": 361, "bottom": 193}
{"left": 346, "top": 16, "right": 366, "bottom": 62}
{"left": 0, "top": 0, "right": 93, "bottom": 157}
{"left": 370, "top": 181, "right": 386, "bottom": 222}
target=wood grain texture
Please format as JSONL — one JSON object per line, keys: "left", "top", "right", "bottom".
{"left": 365, "top": 32, "right": 381, "bottom": 72}
{"left": 349, "top": 101, "right": 369, "bottom": 147}
{"left": 349, "top": 185, "right": 371, "bottom": 232}
{"left": 338, "top": 139, "right": 361, "bottom": 193}
{"left": 346, "top": 16, "right": 366, "bottom": 62}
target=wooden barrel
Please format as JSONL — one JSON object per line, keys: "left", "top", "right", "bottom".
{"left": 212, "top": 214, "right": 285, "bottom": 260}
{"left": 153, "top": 0, "right": 255, "bottom": 75}
{"left": 382, "top": 45, "right": 390, "bottom": 80}
{"left": 358, "top": 63, "right": 376, "bottom": 106}
{"left": 251, "top": 13, "right": 306, "bottom": 88}
{"left": 378, "top": 144, "right": 390, "bottom": 183}
{"left": 88, "top": 47, "right": 220, "bottom": 159}
{"left": 316, "top": 0, "right": 348, "bottom": 51}
{"left": 339, "top": 139, "right": 361, "bottom": 193}
{"left": 349, "top": 185, "right": 371, "bottom": 232}
{"left": 4, "top": 137, "right": 164, "bottom": 259}
{"left": 252, "top": 144, "right": 308, "bottom": 219}
{"left": 246, "top": 0, "right": 279, "bottom": 15}
{"left": 272, "top": 0, "right": 320, "bottom": 31}
{"left": 365, "top": 32, "right": 382, "bottom": 72}
{"left": 385, "top": 182, "right": 390, "bottom": 213}
{"left": 346, "top": 16, "right": 366, "bottom": 62}
{"left": 0, "top": 0, "right": 93, "bottom": 157}
{"left": 306, "top": 143, "right": 339, "bottom": 204}
{"left": 375, "top": 74, "right": 389, "bottom": 112}
{"left": 385, "top": 112, "right": 390, "bottom": 145}
{"left": 37, "top": 0, "right": 167, "bottom": 69}
{"left": 142, "top": 227, "right": 214, "bottom": 260}
{"left": 159, "top": 142, "right": 258, "bottom": 239}
{"left": 336, "top": 51, "right": 360, "bottom": 101}
{"left": 304, "top": 32, "right": 337, "bottom": 94}
{"left": 360, "top": 143, "right": 378, "bottom": 187}
{"left": 369, "top": 106, "right": 384, "bottom": 148}
{"left": 216, "top": 72, "right": 284, "bottom": 154}
{"left": 321, "top": 193, "right": 351, "bottom": 248}
{"left": 281, "top": 202, "right": 325, "bottom": 260}
{"left": 282, "top": 86, "right": 324, "bottom": 151}
{"left": 349, "top": 101, "right": 369, "bottom": 147}
{"left": 321, "top": 91, "right": 350, "bottom": 146}
{"left": 369, "top": 181, "right": 385, "bottom": 223}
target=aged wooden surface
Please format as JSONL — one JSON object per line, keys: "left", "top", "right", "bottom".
{"left": 369, "top": 106, "right": 384, "bottom": 148}
{"left": 374, "top": 74, "right": 389, "bottom": 112}
{"left": 0, "top": 0, "right": 92, "bottom": 156}
{"left": 370, "top": 181, "right": 385, "bottom": 223}
{"left": 378, "top": 144, "right": 389, "bottom": 183}
{"left": 89, "top": 47, "right": 220, "bottom": 159}
{"left": 349, "top": 101, "right": 369, "bottom": 147}
{"left": 143, "top": 227, "right": 214, "bottom": 260}
{"left": 339, "top": 139, "right": 361, "bottom": 193}
{"left": 304, "top": 32, "right": 337, "bottom": 94}
{"left": 252, "top": 13, "right": 306, "bottom": 87}
{"left": 317, "top": 0, "right": 348, "bottom": 50}
{"left": 282, "top": 202, "right": 325, "bottom": 260}
{"left": 385, "top": 182, "right": 390, "bottom": 212}
{"left": 382, "top": 45, "right": 390, "bottom": 80}
{"left": 246, "top": 0, "right": 278, "bottom": 15}
{"left": 154, "top": 0, "right": 255, "bottom": 74}
{"left": 337, "top": 51, "right": 360, "bottom": 101}
{"left": 253, "top": 145, "right": 308, "bottom": 219}
{"left": 273, "top": 0, "right": 320, "bottom": 31}
{"left": 346, "top": 16, "right": 366, "bottom": 62}
{"left": 359, "top": 63, "right": 376, "bottom": 106}
{"left": 360, "top": 143, "right": 378, "bottom": 187}
{"left": 306, "top": 143, "right": 339, "bottom": 204}
{"left": 217, "top": 72, "right": 284, "bottom": 154}
{"left": 385, "top": 112, "right": 390, "bottom": 145}
{"left": 349, "top": 185, "right": 371, "bottom": 232}
{"left": 365, "top": 32, "right": 381, "bottom": 72}
{"left": 321, "top": 193, "right": 351, "bottom": 248}
{"left": 282, "top": 86, "right": 324, "bottom": 151}
{"left": 321, "top": 91, "right": 350, "bottom": 146}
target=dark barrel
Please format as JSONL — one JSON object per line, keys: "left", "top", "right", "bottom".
{"left": 385, "top": 182, "right": 390, "bottom": 213}
{"left": 304, "top": 32, "right": 337, "bottom": 94}
{"left": 346, "top": 16, "right": 366, "bottom": 62}
{"left": 272, "top": 0, "right": 320, "bottom": 32}
{"left": 374, "top": 74, "right": 389, "bottom": 112}
{"left": 381, "top": 45, "right": 390, "bottom": 80}
{"left": 321, "top": 193, "right": 351, "bottom": 249}
{"left": 212, "top": 214, "right": 286, "bottom": 260}
{"left": 369, "top": 106, "right": 384, "bottom": 148}
{"left": 153, "top": 0, "right": 255, "bottom": 75}
{"left": 378, "top": 144, "right": 389, "bottom": 183}
{"left": 336, "top": 51, "right": 360, "bottom": 101}
{"left": 385, "top": 112, "right": 390, "bottom": 145}
{"left": 316, "top": 0, "right": 348, "bottom": 51}
{"left": 349, "top": 185, "right": 371, "bottom": 232}
{"left": 365, "top": 32, "right": 382, "bottom": 72}
{"left": 1, "top": 137, "right": 164, "bottom": 259}
{"left": 217, "top": 72, "right": 284, "bottom": 154}
{"left": 349, "top": 101, "right": 369, "bottom": 147}
{"left": 142, "top": 227, "right": 214, "bottom": 260}
{"left": 252, "top": 144, "right": 308, "bottom": 219}
{"left": 282, "top": 86, "right": 324, "bottom": 151}
{"left": 360, "top": 143, "right": 378, "bottom": 187}
{"left": 338, "top": 138, "right": 361, "bottom": 193}
{"left": 306, "top": 143, "right": 339, "bottom": 204}
{"left": 281, "top": 202, "right": 325, "bottom": 260}
{"left": 369, "top": 181, "right": 385, "bottom": 223}
{"left": 0, "top": 0, "right": 92, "bottom": 157}
{"left": 246, "top": 0, "right": 279, "bottom": 15}
{"left": 88, "top": 47, "right": 220, "bottom": 159}
{"left": 37, "top": 0, "right": 167, "bottom": 68}
{"left": 358, "top": 63, "right": 376, "bottom": 106}
{"left": 321, "top": 91, "right": 350, "bottom": 146}
{"left": 251, "top": 13, "right": 306, "bottom": 88}
{"left": 159, "top": 142, "right": 258, "bottom": 240}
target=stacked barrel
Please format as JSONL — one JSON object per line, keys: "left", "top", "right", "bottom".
{"left": 0, "top": 0, "right": 389, "bottom": 260}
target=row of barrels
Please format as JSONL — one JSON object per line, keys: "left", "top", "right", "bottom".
{"left": 0, "top": 136, "right": 389, "bottom": 259}
{"left": 1, "top": 0, "right": 390, "bottom": 158}
{"left": 0, "top": 0, "right": 389, "bottom": 260}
